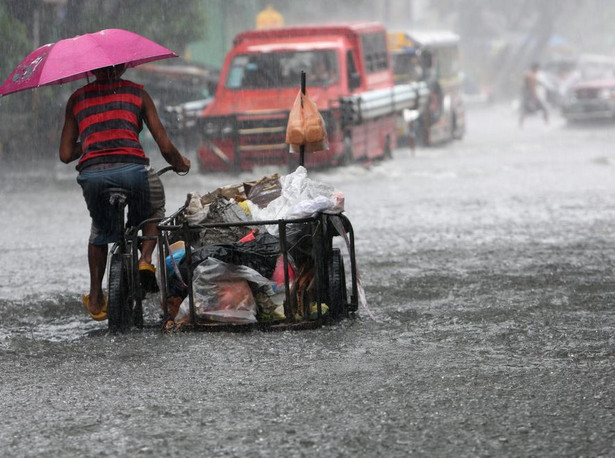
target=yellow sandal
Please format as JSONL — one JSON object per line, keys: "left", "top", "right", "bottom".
{"left": 82, "top": 294, "right": 108, "bottom": 321}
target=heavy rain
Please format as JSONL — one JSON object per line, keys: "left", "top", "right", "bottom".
{"left": 1, "top": 1, "right": 614, "bottom": 456}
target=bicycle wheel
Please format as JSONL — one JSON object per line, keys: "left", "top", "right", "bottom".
{"left": 108, "top": 251, "right": 132, "bottom": 333}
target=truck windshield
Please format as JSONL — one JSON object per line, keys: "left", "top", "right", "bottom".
{"left": 226, "top": 50, "right": 339, "bottom": 89}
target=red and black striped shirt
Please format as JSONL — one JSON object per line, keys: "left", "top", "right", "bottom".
{"left": 72, "top": 79, "right": 149, "bottom": 170}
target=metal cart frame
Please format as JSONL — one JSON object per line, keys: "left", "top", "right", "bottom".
{"left": 156, "top": 207, "right": 358, "bottom": 331}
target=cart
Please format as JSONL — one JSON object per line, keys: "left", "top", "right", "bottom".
{"left": 156, "top": 187, "right": 359, "bottom": 332}
{"left": 156, "top": 72, "right": 359, "bottom": 331}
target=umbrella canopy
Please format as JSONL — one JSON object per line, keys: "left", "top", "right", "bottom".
{"left": 0, "top": 28, "right": 177, "bottom": 96}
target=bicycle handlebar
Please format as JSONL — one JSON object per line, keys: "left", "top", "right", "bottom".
{"left": 157, "top": 165, "right": 189, "bottom": 177}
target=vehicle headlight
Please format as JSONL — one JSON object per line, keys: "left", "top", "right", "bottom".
{"left": 221, "top": 123, "right": 234, "bottom": 135}
{"left": 204, "top": 121, "right": 219, "bottom": 136}
{"left": 203, "top": 118, "right": 235, "bottom": 136}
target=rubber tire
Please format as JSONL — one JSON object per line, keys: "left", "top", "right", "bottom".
{"left": 328, "top": 248, "right": 348, "bottom": 320}
{"left": 428, "top": 81, "right": 444, "bottom": 126}
{"left": 108, "top": 252, "right": 132, "bottom": 333}
{"left": 382, "top": 134, "right": 392, "bottom": 160}
{"left": 341, "top": 135, "right": 353, "bottom": 166}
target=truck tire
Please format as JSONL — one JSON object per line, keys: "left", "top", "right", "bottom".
{"left": 341, "top": 135, "right": 353, "bottom": 166}
{"left": 382, "top": 134, "right": 392, "bottom": 159}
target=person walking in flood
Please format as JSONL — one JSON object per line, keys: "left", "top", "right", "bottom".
{"left": 519, "top": 62, "right": 549, "bottom": 127}
{"left": 59, "top": 64, "right": 191, "bottom": 321}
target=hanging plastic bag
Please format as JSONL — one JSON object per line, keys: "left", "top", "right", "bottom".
{"left": 303, "top": 92, "right": 325, "bottom": 142}
{"left": 286, "top": 90, "right": 329, "bottom": 154}
{"left": 285, "top": 91, "right": 305, "bottom": 145}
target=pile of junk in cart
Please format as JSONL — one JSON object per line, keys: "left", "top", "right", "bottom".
{"left": 156, "top": 165, "right": 367, "bottom": 331}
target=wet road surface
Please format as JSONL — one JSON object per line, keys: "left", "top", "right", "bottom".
{"left": 1, "top": 104, "right": 614, "bottom": 456}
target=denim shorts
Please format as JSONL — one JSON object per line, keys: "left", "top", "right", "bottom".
{"left": 77, "top": 163, "right": 165, "bottom": 245}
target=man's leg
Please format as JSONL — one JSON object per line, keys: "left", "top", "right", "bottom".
{"left": 138, "top": 167, "right": 165, "bottom": 268}
{"left": 88, "top": 242, "right": 108, "bottom": 313}
{"left": 138, "top": 220, "right": 158, "bottom": 267}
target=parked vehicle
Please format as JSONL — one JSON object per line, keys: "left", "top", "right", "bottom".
{"left": 131, "top": 60, "right": 219, "bottom": 151}
{"left": 196, "top": 22, "right": 421, "bottom": 173}
{"left": 388, "top": 30, "right": 465, "bottom": 146}
{"left": 560, "top": 54, "right": 615, "bottom": 122}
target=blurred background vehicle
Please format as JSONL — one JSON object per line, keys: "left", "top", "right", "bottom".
{"left": 131, "top": 59, "right": 220, "bottom": 152}
{"left": 388, "top": 29, "right": 465, "bottom": 146}
{"left": 558, "top": 54, "right": 615, "bottom": 122}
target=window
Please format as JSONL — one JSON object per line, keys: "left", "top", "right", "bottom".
{"left": 226, "top": 50, "right": 339, "bottom": 90}
{"left": 361, "top": 31, "right": 389, "bottom": 73}
{"left": 434, "top": 46, "right": 459, "bottom": 79}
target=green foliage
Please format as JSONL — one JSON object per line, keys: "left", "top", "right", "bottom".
{"left": 0, "top": 1, "right": 30, "bottom": 84}
{"left": 0, "top": 1, "right": 31, "bottom": 111}
{"left": 61, "top": 0, "right": 207, "bottom": 54}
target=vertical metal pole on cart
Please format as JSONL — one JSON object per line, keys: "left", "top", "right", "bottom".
{"left": 300, "top": 70, "right": 306, "bottom": 167}
{"left": 158, "top": 232, "right": 169, "bottom": 318}
{"left": 278, "top": 221, "right": 293, "bottom": 321}
{"left": 183, "top": 224, "right": 197, "bottom": 325}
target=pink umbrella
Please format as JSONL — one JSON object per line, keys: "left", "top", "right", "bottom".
{"left": 0, "top": 28, "right": 177, "bottom": 96}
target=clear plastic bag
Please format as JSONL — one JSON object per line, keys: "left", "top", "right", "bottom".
{"left": 175, "top": 257, "right": 274, "bottom": 324}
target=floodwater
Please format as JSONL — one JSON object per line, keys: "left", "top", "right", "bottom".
{"left": 1, "top": 103, "right": 614, "bottom": 456}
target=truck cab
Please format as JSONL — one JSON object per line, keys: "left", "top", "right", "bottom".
{"left": 197, "top": 22, "right": 418, "bottom": 172}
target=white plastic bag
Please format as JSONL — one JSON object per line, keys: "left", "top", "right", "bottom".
{"left": 247, "top": 166, "right": 344, "bottom": 235}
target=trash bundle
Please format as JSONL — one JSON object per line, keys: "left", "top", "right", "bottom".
{"left": 165, "top": 166, "right": 345, "bottom": 324}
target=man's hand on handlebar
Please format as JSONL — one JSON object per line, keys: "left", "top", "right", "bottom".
{"left": 173, "top": 155, "right": 191, "bottom": 174}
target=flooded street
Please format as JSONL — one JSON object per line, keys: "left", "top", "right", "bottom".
{"left": 1, "top": 103, "right": 615, "bottom": 456}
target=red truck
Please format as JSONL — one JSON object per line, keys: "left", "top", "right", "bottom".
{"left": 196, "top": 22, "right": 421, "bottom": 172}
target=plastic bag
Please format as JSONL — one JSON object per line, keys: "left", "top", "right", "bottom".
{"left": 286, "top": 91, "right": 329, "bottom": 154}
{"left": 270, "top": 254, "right": 297, "bottom": 293}
{"left": 247, "top": 166, "right": 344, "bottom": 235}
{"left": 193, "top": 195, "right": 253, "bottom": 247}
{"left": 175, "top": 278, "right": 255, "bottom": 324}
{"left": 175, "top": 257, "right": 275, "bottom": 324}
{"left": 285, "top": 91, "right": 305, "bottom": 145}
{"left": 303, "top": 92, "right": 325, "bottom": 143}
{"left": 244, "top": 174, "right": 282, "bottom": 209}
{"left": 189, "top": 232, "right": 281, "bottom": 279}
{"left": 184, "top": 192, "right": 209, "bottom": 225}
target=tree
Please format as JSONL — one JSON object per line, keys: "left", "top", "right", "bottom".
{"left": 0, "top": 1, "right": 30, "bottom": 83}
{"left": 59, "top": 0, "right": 207, "bottom": 54}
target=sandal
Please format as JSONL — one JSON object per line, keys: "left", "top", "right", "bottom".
{"left": 82, "top": 294, "right": 108, "bottom": 321}
{"left": 139, "top": 263, "right": 159, "bottom": 293}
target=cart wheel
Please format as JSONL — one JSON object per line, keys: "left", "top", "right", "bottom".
{"left": 328, "top": 248, "right": 348, "bottom": 320}
{"left": 108, "top": 252, "right": 132, "bottom": 333}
